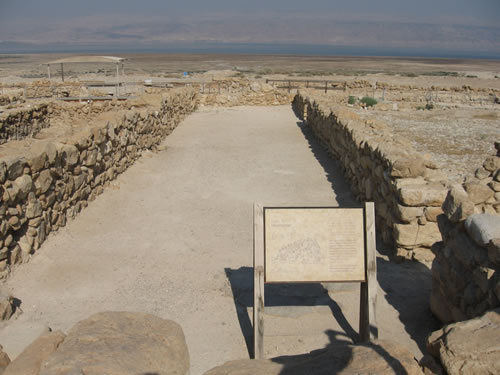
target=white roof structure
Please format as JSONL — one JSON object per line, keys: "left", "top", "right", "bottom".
{"left": 45, "top": 56, "right": 125, "bottom": 65}
{"left": 44, "top": 56, "right": 126, "bottom": 82}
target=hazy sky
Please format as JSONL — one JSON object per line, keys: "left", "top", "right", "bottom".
{"left": 1, "top": 0, "right": 499, "bottom": 24}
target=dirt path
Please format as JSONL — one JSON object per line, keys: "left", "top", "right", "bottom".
{"left": 0, "top": 105, "right": 438, "bottom": 374}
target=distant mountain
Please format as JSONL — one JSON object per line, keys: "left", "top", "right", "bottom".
{"left": 1, "top": 13, "right": 499, "bottom": 57}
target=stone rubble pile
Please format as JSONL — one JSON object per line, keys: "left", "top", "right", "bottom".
{"left": 0, "top": 89, "right": 197, "bottom": 278}
{"left": 292, "top": 92, "right": 448, "bottom": 261}
{"left": 431, "top": 145, "right": 500, "bottom": 323}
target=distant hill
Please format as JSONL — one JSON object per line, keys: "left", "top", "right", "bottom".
{"left": 1, "top": 13, "right": 499, "bottom": 57}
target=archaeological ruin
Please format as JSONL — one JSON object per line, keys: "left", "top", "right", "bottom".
{"left": 0, "top": 56, "right": 499, "bottom": 374}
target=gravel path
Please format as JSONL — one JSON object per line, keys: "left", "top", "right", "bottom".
{"left": 0, "top": 105, "right": 437, "bottom": 374}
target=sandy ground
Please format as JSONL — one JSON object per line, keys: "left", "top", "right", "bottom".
{"left": 0, "top": 105, "right": 438, "bottom": 374}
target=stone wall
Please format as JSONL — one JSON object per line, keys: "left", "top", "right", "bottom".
{"left": 0, "top": 105, "right": 51, "bottom": 144}
{"left": 0, "top": 89, "right": 197, "bottom": 278}
{"left": 431, "top": 145, "right": 500, "bottom": 323}
{"left": 199, "top": 79, "right": 293, "bottom": 107}
{"left": 292, "top": 91, "right": 449, "bottom": 261}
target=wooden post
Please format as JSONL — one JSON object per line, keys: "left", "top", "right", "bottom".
{"left": 116, "top": 63, "right": 120, "bottom": 97}
{"left": 359, "top": 202, "right": 378, "bottom": 342}
{"left": 60, "top": 63, "right": 64, "bottom": 82}
{"left": 253, "top": 204, "right": 265, "bottom": 359}
{"left": 47, "top": 64, "right": 51, "bottom": 80}
{"left": 324, "top": 81, "right": 328, "bottom": 93}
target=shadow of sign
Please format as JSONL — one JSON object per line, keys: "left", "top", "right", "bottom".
{"left": 224, "top": 266, "right": 358, "bottom": 358}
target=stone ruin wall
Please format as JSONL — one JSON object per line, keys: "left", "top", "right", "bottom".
{"left": 288, "top": 80, "right": 500, "bottom": 108}
{"left": 0, "top": 88, "right": 198, "bottom": 278}
{"left": 292, "top": 91, "right": 449, "bottom": 261}
{"left": 431, "top": 146, "right": 500, "bottom": 323}
{"left": 0, "top": 105, "right": 51, "bottom": 145}
{"left": 292, "top": 91, "right": 500, "bottom": 325}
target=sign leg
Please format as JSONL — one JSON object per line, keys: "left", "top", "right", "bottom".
{"left": 253, "top": 204, "right": 265, "bottom": 359}
{"left": 360, "top": 202, "right": 378, "bottom": 342}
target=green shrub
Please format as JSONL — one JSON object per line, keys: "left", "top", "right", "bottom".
{"left": 360, "top": 96, "right": 378, "bottom": 107}
{"left": 348, "top": 96, "right": 356, "bottom": 105}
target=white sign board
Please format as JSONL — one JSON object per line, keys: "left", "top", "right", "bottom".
{"left": 264, "top": 207, "right": 365, "bottom": 283}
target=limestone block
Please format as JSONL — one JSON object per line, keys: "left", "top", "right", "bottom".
{"left": 463, "top": 182, "right": 494, "bottom": 204}
{"left": 26, "top": 200, "right": 42, "bottom": 219}
{"left": 5, "top": 157, "right": 27, "bottom": 180}
{"left": 91, "top": 127, "right": 107, "bottom": 145}
{"left": 35, "top": 170, "right": 53, "bottom": 195}
{"left": 424, "top": 168, "right": 448, "bottom": 182}
{"left": 29, "top": 149, "right": 48, "bottom": 173}
{"left": 14, "top": 175, "right": 32, "bottom": 200}
{"left": 395, "top": 204, "right": 424, "bottom": 223}
{"left": 398, "top": 183, "right": 448, "bottom": 207}
{"left": 390, "top": 157, "right": 426, "bottom": 178}
{"left": 424, "top": 207, "right": 444, "bottom": 222}
{"left": 474, "top": 167, "right": 490, "bottom": 180}
{"left": 393, "top": 222, "right": 442, "bottom": 248}
{"left": 442, "top": 185, "right": 474, "bottom": 223}
{"left": 3, "top": 330, "right": 65, "bottom": 375}
{"left": 7, "top": 216, "right": 21, "bottom": 231}
{"left": 464, "top": 214, "right": 500, "bottom": 247}
{"left": 427, "top": 308, "right": 500, "bottom": 375}
{"left": 55, "top": 143, "right": 79, "bottom": 168}
{"left": 483, "top": 156, "right": 500, "bottom": 172}
{"left": 39, "top": 312, "right": 189, "bottom": 375}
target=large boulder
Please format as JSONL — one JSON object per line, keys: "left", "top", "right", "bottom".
{"left": 204, "top": 340, "right": 423, "bottom": 375}
{"left": 427, "top": 308, "right": 500, "bottom": 375}
{"left": 39, "top": 311, "right": 189, "bottom": 375}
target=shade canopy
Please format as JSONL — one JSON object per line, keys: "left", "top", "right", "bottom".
{"left": 45, "top": 56, "right": 125, "bottom": 65}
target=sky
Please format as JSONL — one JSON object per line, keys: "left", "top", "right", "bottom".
{"left": 1, "top": 0, "right": 499, "bottom": 56}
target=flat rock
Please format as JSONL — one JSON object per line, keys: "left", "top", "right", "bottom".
{"left": 398, "top": 183, "right": 448, "bottom": 207}
{"left": 464, "top": 214, "right": 500, "bottom": 247}
{"left": 39, "top": 311, "right": 189, "bottom": 375}
{"left": 204, "top": 340, "right": 423, "bottom": 375}
{"left": 427, "top": 308, "right": 500, "bottom": 375}
{"left": 393, "top": 222, "right": 442, "bottom": 248}
{"left": 3, "top": 330, "right": 65, "bottom": 375}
